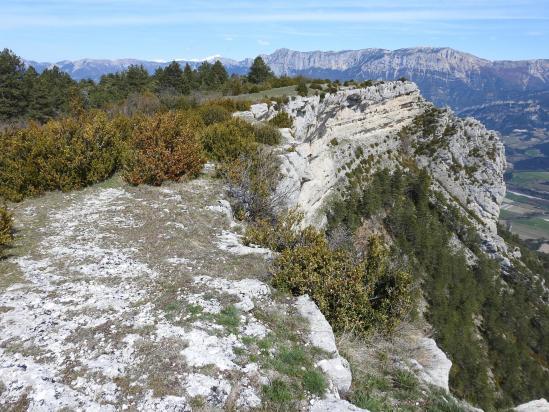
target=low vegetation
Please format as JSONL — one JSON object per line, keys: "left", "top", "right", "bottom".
{"left": 0, "top": 206, "right": 13, "bottom": 256}
{"left": 0, "top": 111, "right": 127, "bottom": 201}
{"left": 122, "top": 111, "right": 206, "bottom": 186}
{"left": 246, "top": 211, "right": 414, "bottom": 336}
{"left": 328, "top": 168, "right": 549, "bottom": 410}
{"left": 268, "top": 111, "right": 293, "bottom": 128}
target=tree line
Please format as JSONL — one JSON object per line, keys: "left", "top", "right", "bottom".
{"left": 0, "top": 49, "right": 297, "bottom": 124}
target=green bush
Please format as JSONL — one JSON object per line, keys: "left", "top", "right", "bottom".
{"left": 123, "top": 111, "right": 206, "bottom": 186}
{"left": 253, "top": 123, "right": 282, "bottom": 146}
{"left": 245, "top": 209, "right": 321, "bottom": 250}
{"left": 197, "top": 104, "right": 231, "bottom": 126}
{"left": 0, "top": 206, "right": 13, "bottom": 255}
{"left": 272, "top": 232, "right": 413, "bottom": 335}
{"left": 296, "top": 81, "right": 308, "bottom": 97}
{"left": 268, "top": 111, "right": 293, "bottom": 128}
{"left": 0, "top": 111, "right": 127, "bottom": 202}
{"left": 248, "top": 211, "right": 413, "bottom": 335}
{"left": 201, "top": 118, "right": 257, "bottom": 163}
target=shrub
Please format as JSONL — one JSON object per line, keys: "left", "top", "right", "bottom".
{"left": 0, "top": 111, "right": 126, "bottom": 201}
{"left": 268, "top": 111, "right": 293, "bottom": 128}
{"left": 245, "top": 209, "right": 322, "bottom": 251}
{"left": 197, "top": 104, "right": 231, "bottom": 126}
{"left": 201, "top": 118, "right": 257, "bottom": 163}
{"left": 114, "top": 92, "right": 162, "bottom": 116}
{"left": 272, "top": 233, "right": 412, "bottom": 335}
{"left": 253, "top": 123, "right": 282, "bottom": 146}
{"left": 248, "top": 210, "right": 414, "bottom": 335}
{"left": 123, "top": 111, "right": 206, "bottom": 186}
{"left": 223, "top": 146, "right": 283, "bottom": 221}
{"left": 203, "top": 98, "right": 251, "bottom": 112}
{"left": 296, "top": 81, "right": 308, "bottom": 97}
{"left": 0, "top": 206, "right": 13, "bottom": 255}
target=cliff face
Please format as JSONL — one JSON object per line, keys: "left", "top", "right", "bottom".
{"left": 239, "top": 81, "right": 507, "bottom": 255}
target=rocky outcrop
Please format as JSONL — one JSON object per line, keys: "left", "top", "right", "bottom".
{"left": 241, "top": 82, "right": 507, "bottom": 256}
{"left": 408, "top": 337, "right": 452, "bottom": 391}
{"left": 515, "top": 399, "right": 549, "bottom": 412}
{"left": 295, "top": 295, "right": 352, "bottom": 396}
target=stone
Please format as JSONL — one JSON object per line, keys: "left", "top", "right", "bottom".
{"left": 310, "top": 398, "right": 370, "bottom": 412}
{"left": 295, "top": 295, "right": 338, "bottom": 355}
{"left": 295, "top": 295, "right": 353, "bottom": 396}
{"left": 409, "top": 337, "right": 452, "bottom": 391}
{"left": 515, "top": 399, "right": 549, "bottom": 412}
{"left": 317, "top": 356, "right": 352, "bottom": 394}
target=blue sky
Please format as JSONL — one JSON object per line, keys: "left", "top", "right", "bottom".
{"left": 1, "top": 0, "right": 548, "bottom": 62}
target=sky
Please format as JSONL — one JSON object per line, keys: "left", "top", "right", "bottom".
{"left": 1, "top": 0, "right": 548, "bottom": 62}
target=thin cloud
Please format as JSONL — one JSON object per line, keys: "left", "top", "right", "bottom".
{"left": 2, "top": 9, "right": 547, "bottom": 29}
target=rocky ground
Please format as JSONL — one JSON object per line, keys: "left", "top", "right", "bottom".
{"left": 0, "top": 168, "right": 356, "bottom": 411}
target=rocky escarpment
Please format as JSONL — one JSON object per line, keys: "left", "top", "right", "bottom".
{"left": 238, "top": 81, "right": 507, "bottom": 257}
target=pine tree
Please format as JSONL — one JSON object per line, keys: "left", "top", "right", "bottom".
{"left": 0, "top": 48, "right": 27, "bottom": 120}
{"left": 197, "top": 62, "right": 213, "bottom": 88}
{"left": 39, "top": 66, "right": 76, "bottom": 116}
{"left": 182, "top": 63, "right": 196, "bottom": 93}
{"left": 23, "top": 66, "right": 51, "bottom": 121}
{"left": 125, "top": 65, "right": 149, "bottom": 93}
{"left": 155, "top": 61, "right": 183, "bottom": 93}
{"left": 211, "top": 60, "right": 228, "bottom": 88}
{"left": 247, "top": 56, "right": 273, "bottom": 84}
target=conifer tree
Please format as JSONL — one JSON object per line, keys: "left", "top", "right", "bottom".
{"left": 23, "top": 66, "right": 51, "bottom": 121}
{"left": 211, "top": 60, "right": 229, "bottom": 87}
{"left": 247, "top": 56, "right": 273, "bottom": 84}
{"left": 182, "top": 63, "right": 196, "bottom": 93}
{"left": 155, "top": 61, "right": 183, "bottom": 93}
{"left": 125, "top": 65, "right": 149, "bottom": 92}
{"left": 197, "top": 62, "right": 213, "bottom": 88}
{"left": 0, "top": 48, "right": 27, "bottom": 120}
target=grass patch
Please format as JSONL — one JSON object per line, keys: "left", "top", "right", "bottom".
{"left": 302, "top": 370, "right": 327, "bottom": 396}
{"left": 214, "top": 305, "right": 240, "bottom": 332}
{"left": 262, "top": 379, "right": 293, "bottom": 404}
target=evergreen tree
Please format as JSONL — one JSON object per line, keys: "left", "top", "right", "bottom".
{"left": 247, "top": 56, "right": 273, "bottom": 84}
{"left": 39, "top": 66, "right": 76, "bottom": 116}
{"left": 211, "top": 60, "right": 228, "bottom": 88}
{"left": 155, "top": 61, "right": 183, "bottom": 93}
{"left": 182, "top": 63, "right": 196, "bottom": 93}
{"left": 0, "top": 48, "right": 27, "bottom": 120}
{"left": 23, "top": 66, "right": 51, "bottom": 121}
{"left": 197, "top": 62, "right": 213, "bottom": 88}
{"left": 125, "top": 65, "right": 149, "bottom": 93}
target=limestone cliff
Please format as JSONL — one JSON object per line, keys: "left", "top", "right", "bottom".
{"left": 238, "top": 81, "right": 507, "bottom": 257}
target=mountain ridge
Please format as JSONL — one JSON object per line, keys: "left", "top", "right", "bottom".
{"left": 24, "top": 46, "right": 549, "bottom": 145}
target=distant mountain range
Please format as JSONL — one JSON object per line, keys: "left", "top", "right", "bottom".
{"left": 25, "top": 47, "right": 548, "bottom": 146}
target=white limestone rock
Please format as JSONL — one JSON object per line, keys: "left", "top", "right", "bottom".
{"left": 243, "top": 81, "right": 508, "bottom": 256}
{"left": 295, "top": 295, "right": 338, "bottom": 355}
{"left": 295, "top": 295, "right": 352, "bottom": 396}
{"left": 317, "top": 357, "right": 353, "bottom": 395}
{"left": 515, "top": 399, "right": 549, "bottom": 412}
{"left": 310, "top": 398, "right": 370, "bottom": 412}
{"left": 408, "top": 337, "right": 452, "bottom": 391}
